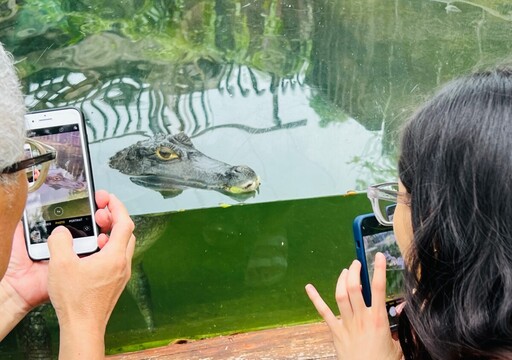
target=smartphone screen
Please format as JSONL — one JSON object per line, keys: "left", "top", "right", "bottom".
{"left": 23, "top": 108, "right": 98, "bottom": 260}
{"left": 353, "top": 212, "right": 404, "bottom": 331}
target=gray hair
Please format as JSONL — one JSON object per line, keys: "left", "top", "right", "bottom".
{"left": 0, "top": 42, "right": 26, "bottom": 184}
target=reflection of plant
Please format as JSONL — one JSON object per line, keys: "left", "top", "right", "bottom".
{"left": 5, "top": 0, "right": 313, "bottom": 81}
{"left": 349, "top": 152, "right": 398, "bottom": 190}
{"left": 309, "top": 93, "right": 349, "bottom": 128}
{"left": 387, "top": 270, "right": 404, "bottom": 298}
{"left": 431, "top": 0, "right": 512, "bottom": 21}
{"left": 383, "top": 242, "right": 401, "bottom": 259}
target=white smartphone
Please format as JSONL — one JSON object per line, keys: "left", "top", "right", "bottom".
{"left": 23, "top": 107, "right": 99, "bottom": 260}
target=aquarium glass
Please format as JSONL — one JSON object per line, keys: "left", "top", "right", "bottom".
{"left": 1, "top": 0, "right": 512, "bottom": 357}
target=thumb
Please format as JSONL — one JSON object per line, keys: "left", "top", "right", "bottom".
{"left": 47, "top": 226, "right": 76, "bottom": 260}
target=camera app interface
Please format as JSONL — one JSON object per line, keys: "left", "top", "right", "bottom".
{"left": 26, "top": 124, "right": 94, "bottom": 244}
{"left": 363, "top": 230, "right": 405, "bottom": 300}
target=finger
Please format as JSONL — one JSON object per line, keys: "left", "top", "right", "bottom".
{"left": 97, "top": 233, "right": 109, "bottom": 249}
{"left": 305, "top": 284, "right": 339, "bottom": 329}
{"left": 95, "top": 190, "right": 110, "bottom": 210}
{"left": 396, "top": 301, "right": 406, "bottom": 315}
{"left": 103, "top": 194, "right": 134, "bottom": 253}
{"left": 95, "top": 208, "right": 113, "bottom": 233}
{"left": 371, "top": 252, "right": 388, "bottom": 312}
{"left": 47, "top": 226, "right": 76, "bottom": 261}
{"left": 108, "top": 194, "right": 132, "bottom": 226}
{"left": 335, "top": 269, "right": 353, "bottom": 319}
{"left": 125, "top": 234, "right": 136, "bottom": 261}
{"left": 346, "top": 260, "right": 366, "bottom": 311}
{"left": 120, "top": 235, "right": 136, "bottom": 281}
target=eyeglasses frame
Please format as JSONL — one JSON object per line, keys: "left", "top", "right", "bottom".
{"left": 1, "top": 138, "right": 56, "bottom": 192}
{"left": 367, "top": 181, "right": 403, "bottom": 226}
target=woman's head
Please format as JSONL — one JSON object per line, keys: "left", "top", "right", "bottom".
{"left": 397, "top": 68, "right": 512, "bottom": 359}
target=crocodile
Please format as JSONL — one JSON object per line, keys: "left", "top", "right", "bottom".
{"left": 108, "top": 132, "right": 260, "bottom": 199}
{"left": 44, "top": 169, "right": 86, "bottom": 191}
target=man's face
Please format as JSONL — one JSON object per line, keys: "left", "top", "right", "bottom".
{"left": 0, "top": 171, "right": 28, "bottom": 278}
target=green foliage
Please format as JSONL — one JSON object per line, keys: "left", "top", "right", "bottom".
{"left": 309, "top": 93, "right": 349, "bottom": 128}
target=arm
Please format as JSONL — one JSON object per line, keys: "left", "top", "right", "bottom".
{"left": 0, "top": 281, "right": 31, "bottom": 340}
{"left": 47, "top": 191, "right": 135, "bottom": 359}
{"left": 305, "top": 253, "right": 402, "bottom": 360}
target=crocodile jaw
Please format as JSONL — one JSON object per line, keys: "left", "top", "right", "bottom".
{"left": 225, "top": 176, "right": 261, "bottom": 193}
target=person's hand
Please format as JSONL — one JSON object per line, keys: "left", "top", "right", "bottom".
{"left": 93, "top": 190, "right": 128, "bottom": 249}
{"left": 0, "top": 222, "right": 49, "bottom": 340}
{"left": 0, "top": 190, "right": 131, "bottom": 316}
{"left": 1, "top": 222, "right": 49, "bottom": 311}
{"left": 47, "top": 191, "right": 135, "bottom": 358}
{"left": 305, "top": 253, "right": 402, "bottom": 360}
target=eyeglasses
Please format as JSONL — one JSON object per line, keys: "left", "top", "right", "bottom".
{"left": 1, "top": 138, "right": 56, "bottom": 192}
{"left": 367, "top": 182, "right": 407, "bottom": 226}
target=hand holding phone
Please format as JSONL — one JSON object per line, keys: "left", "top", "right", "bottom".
{"left": 22, "top": 107, "right": 98, "bottom": 260}
{"left": 305, "top": 253, "right": 402, "bottom": 359}
{"left": 353, "top": 212, "right": 405, "bottom": 331}
{"left": 46, "top": 191, "right": 135, "bottom": 358}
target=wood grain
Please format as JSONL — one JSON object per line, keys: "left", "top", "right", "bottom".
{"left": 107, "top": 321, "right": 336, "bottom": 359}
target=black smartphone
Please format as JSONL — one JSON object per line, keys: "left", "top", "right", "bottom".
{"left": 22, "top": 107, "right": 99, "bottom": 260}
{"left": 353, "top": 211, "right": 404, "bottom": 331}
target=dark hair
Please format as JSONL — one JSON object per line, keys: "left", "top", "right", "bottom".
{"left": 398, "top": 68, "right": 512, "bottom": 359}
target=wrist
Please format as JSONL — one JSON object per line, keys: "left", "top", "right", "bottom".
{"left": 58, "top": 320, "right": 106, "bottom": 359}
{"left": 0, "top": 280, "right": 31, "bottom": 340}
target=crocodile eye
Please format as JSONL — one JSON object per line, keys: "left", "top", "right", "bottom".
{"left": 156, "top": 146, "right": 179, "bottom": 160}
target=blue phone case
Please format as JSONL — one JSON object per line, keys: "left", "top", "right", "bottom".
{"left": 353, "top": 211, "right": 403, "bottom": 331}
{"left": 352, "top": 213, "right": 375, "bottom": 307}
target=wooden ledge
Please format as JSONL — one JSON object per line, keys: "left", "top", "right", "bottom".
{"left": 107, "top": 321, "right": 336, "bottom": 359}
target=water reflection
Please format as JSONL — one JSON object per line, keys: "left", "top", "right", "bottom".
{"left": 4, "top": 0, "right": 386, "bottom": 214}
{"left": 18, "top": 35, "right": 372, "bottom": 214}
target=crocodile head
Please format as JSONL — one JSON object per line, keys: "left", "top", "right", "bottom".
{"left": 44, "top": 169, "right": 87, "bottom": 191}
{"left": 109, "top": 133, "right": 260, "bottom": 198}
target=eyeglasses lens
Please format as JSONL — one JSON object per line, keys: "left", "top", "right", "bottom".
{"left": 376, "top": 184, "right": 399, "bottom": 225}
{"left": 24, "top": 141, "right": 49, "bottom": 191}
{"left": 24, "top": 143, "right": 37, "bottom": 186}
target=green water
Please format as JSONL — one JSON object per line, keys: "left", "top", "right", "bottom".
{"left": 1, "top": 0, "right": 512, "bottom": 358}
{"left": 1, "top": 193, "right": 373, "bottom": 357}
{"left": 106, "top": 193, "right": 372, "bottom": 353}
{"left": 43, "top": 197, "right": 90, "bottom": 221}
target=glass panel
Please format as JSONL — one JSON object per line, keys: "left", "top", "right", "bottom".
{"left": 1, "top": 0, "right": 511, "bottom": 357}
